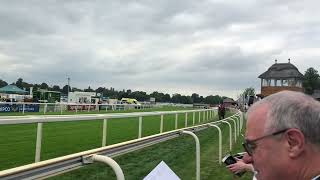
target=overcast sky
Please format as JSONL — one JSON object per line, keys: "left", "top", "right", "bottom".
{"left": 1, "top": 0, "right": 319, "bottom": 99}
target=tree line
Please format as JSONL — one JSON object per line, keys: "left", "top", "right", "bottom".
{"left": 303, "top": 67, "right": 320, "bottom": 95}
{"left": 1, "top": 67, "right": 317, "bottom": 104}
{"left": 0, "top": 78, "right": 227, "bottom": 104}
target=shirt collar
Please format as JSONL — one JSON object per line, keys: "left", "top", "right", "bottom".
{"left": 312, "top": 175, "right": 320, "bottom": 180}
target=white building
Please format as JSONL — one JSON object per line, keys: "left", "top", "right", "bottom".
{"left": 68, "top": 92, "right": 96, "bottom": 104}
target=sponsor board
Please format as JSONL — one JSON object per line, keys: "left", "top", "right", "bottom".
{"left": 67, "top": 105, "right": 96, "bottom": 111}
{"left": 0, "top": 104, "right": 40, "bottom": 113}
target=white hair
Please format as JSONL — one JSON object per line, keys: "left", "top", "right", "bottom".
{"left": 248, "top": 91, "right": 320, "bottom": 145}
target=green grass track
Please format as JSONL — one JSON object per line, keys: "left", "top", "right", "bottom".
{"left": 50, "top": 114, "right": 252, "bottom": 180}
{"left": 0, "top": 107, "right": 215, "bottom": 171}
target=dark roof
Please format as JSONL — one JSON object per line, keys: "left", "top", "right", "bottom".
{"left": 223, "top": 98, "right": 235, "bottom": 103}
{"left": 0, "top": 85, "right": 28, "bottom": 94}
{"left": 258, "top": 63, "right": 303, "bottom": 79}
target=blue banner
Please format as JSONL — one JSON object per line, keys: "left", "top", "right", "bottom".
{"left": 0, "top": 104, "right": 40, "bottom": 113}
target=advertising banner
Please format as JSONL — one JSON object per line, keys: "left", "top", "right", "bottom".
{"left": 0, "top": 104, "right": 40, "bottom": 113}
{"left": 67, "top": 105, "right": 96, "bottom": 111}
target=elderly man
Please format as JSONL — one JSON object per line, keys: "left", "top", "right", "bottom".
{"left": 243, "top": 91, "right": 320, "bottom": 180}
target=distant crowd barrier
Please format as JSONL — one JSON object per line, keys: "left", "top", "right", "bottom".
{"left": 0, "top": 108, "right": 244, "bottom": 180}
{"left": 0, "top": 102, "right": 156, "bottom": 114}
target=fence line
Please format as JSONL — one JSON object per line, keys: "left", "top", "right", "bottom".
{"left": 181, "top": 131, "right": 200, "bottom": 180}
{"left": 0, "top": 108, "right": 215, "bottom": 163}
{"left": 0, "top": 102, "right": 156, "bottom": 115}
{"left": 208, "top": 124, "right": 222, "bottom": 165}
{"left": 0, "top": 109, "right": 243, "bottom": 179}
{"left": 83, "top": 154, "right": 125, "bottom": 180}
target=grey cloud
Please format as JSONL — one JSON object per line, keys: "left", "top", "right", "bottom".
{"left": 0, "top": 0, "right": 320, "bottom": 98}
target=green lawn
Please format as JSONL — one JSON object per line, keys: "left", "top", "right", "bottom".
{"left": 0, "top": 107, "right": 213, "bottom": 171}
{"left": 50, "top": 114, "right": 252, "bottom": 180}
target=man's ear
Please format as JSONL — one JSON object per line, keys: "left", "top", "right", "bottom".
{"left": 285, "top": 129, "right": 305, "bottom": 158}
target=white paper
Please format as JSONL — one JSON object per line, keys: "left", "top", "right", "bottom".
{"left": 143, "top": 161, "right": 181, "bottom": 180}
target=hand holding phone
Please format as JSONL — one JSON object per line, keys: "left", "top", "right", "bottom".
{"left": 222, "top": 154, "right": 246, "bottom": 177}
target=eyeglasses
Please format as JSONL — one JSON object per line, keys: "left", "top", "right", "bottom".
{"left": 242, "top": 129, "right": 288, "bottom": 156}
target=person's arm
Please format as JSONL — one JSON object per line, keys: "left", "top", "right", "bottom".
{"left": 227, "top": 159, "right": 254, "bottom": 174}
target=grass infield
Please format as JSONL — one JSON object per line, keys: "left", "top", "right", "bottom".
{"left": 0, "top": 106, "right": 201, "bottom": 170}
{"left": 0, "top": 107, "right": 252, "bottom": 180}
{"left": 50, "top": 113, "right": 253, "bottom": 180}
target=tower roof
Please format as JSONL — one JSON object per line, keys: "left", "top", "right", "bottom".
{"left": 258, "top": 62, "right": 303, "bottom": 79}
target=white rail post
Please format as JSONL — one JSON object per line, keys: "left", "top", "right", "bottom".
{"left": 138, "top": 116, "right": 142, "bottom": 138}
{"left": 199, "top": 111, "right": 201, "bottom": 123}
{"left": 236, "top": 115, "right": 241, "bottom": 135}
{"left": 35, "top": 122, "right": 43, "bottom": 162}
{"left": 211, "top": 109, "right": 214, "bottom": 120}
{"left": 213, "top": 109, "right": 215, "bottom": 119}
{"left": 240, "top": 112, "right": 244, "bottom": 130}
{"left": 238, "top": 113, "right": 242, "bottom": 131}
{"left": 230, "top": 116, "right": 240, "bottom": 136}
{"left": 207, "top": 110, "right": 209, "bottom": 121}
{"left": 22, "top": 103, "right": 25, "bottom": 114}
{"left": 160, "top": 114, "right": 164, "bottom": 133}
{"left": 44, "top": 103, "right": 47, "bottom": 114}
{"left": 230, "top": 116, "right": 239, "bottom": 136}
{"left": 208, "top": 124, "right": 222, "bottom": 164}
{"left": 182, "top": 131, "right": 200, "bottom": 180}
{"left": 185, "top": 112, "right": 188, "bottom": 127}
{"left": 203, "top": 111, "right": 205, "bottom": 122}
{"left": 212, "top": 109, "right": 215, "bottom": 119}
{"left": 193, "top": 112, "right": 195, "bottom": 125}
{"left": 91, "top": 155, "right": 125, "bottom": 180}
{"left": 88, "top": 104, "right": 90, "bottom": 112}
{"left": 230, "top": 118, "right": 237, "bottom": 142}
{"left": 60, "top": 104, "right": 63, "bottom": 115}
{"left": 237, "top": 113, "right": 243, "bottom": 132}
{"left": 222, "top": 121, "right": 233, "bottom": 151}
{"left": 102, "top": 119, "right": 108, "bottom": 147}
{"left": 175, "top": 113, "right": 178, "bottom": 129}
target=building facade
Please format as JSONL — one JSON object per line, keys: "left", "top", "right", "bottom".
{"left": 258, "top": 59, "right": 304, "bottom": 98}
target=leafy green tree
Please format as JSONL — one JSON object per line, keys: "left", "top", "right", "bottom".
{"left": 0, "top": 79, "right": 8, "bottom": 88}
{"left": 130, "top": 91, "right": 149, "bottom": 101}
{"left": 199, "top": 96, "right": 204, "bottom": 103}
{"left": 62, "top": 85, "right": 72, "bottom": 95}
{"left": 303, "top": 67, "right": 320, "bottom": 95}
{"left": 191, "top": 93, "right": 200, "bottom": 103}
{"left": 204, "top": 95, "right": 223, "bottom": 105}
{"left": 163, "top": 94, "right": 171, "bottom": 102}
{"left": 71, "top": 87, "right": 83, "bottom": 92}
{"left": 15, "top": 78, "right": 32, "bottom": 91}
{"left": 40, "top": 82, "right": 49, "bottom": 90}
{"left": 171, "top": 93, "right": 181, "bottom": 103}
{"left": 243, "top": 87, "right": 255, "bottom": 97}
{"left": 150, "top": 91, "right": 168, "bottom": 102}
{"left": 52, "top": 85, "right": 61, "bottom": 92}
{"left": 15, "top": 78, "right": 24, "bottom": 89}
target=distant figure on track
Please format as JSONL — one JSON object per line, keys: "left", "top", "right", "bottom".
{"left": 218, "top": 103, "right": 226, "bottom": 120}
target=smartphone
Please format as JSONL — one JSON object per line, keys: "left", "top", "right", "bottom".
{"left": 234, "top": 152, "right": 246, "bottom": 159}
{"left": 222, "top": 154, "right": 246, "bottom": 177}
{"left": 222, "top": 154, "right": 237, "bottom": 165}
